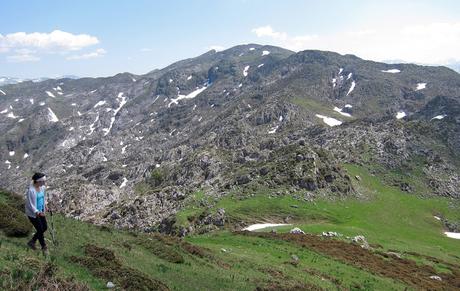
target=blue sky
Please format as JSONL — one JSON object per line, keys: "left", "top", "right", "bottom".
{"left": 1, "top": 0, "right": 459, "bottom": 78}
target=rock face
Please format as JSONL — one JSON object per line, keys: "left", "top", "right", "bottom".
{"left": 0, "top": 44, "right": 459, "bottom": 232}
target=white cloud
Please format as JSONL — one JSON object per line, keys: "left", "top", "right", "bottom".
{"left": 252, "top": 23, "right": 460, "bottom": 65}
{"left": 6, "top": 53, "right": 40, "bottom": 63}
{"left": 251, "top": 25, "right": 317, "bottom": 51}
{"left": 252, "top": 26, "right": 288, "bottom": 40}
{"left": 140, "top": 48, "right": 152, "bottom": 52}
{"left": 66, "top": 48, "right": 106, "bottom": 60}
{"left": 207, "top": 45, "right": 225, "bottom": 52}
{"left": 0, "top": 30, "right": 99, "bottom": 52}
{"left": 346, "top": 29, "right": 377, "bottom": 37}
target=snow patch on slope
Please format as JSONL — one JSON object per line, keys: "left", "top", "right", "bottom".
{"left": 93, "top": 101, "right": 107, "bottom": 108}
{"left": 47, "top": 108, "right": 59, "bottom": 122}
{"left": 396, "top": 111, "right": 406, "bottom": 119}
{"left": 416, "top": 83, "right": 427, "bottom": 90}
{"left": 103, "top": 92, "right": 127, "bottom": 136}
{"left": 347, "top": 81, "right": 356, "bottom": 96}
{"left": 243, "top": 65, "right": 250, "bottom": 77}
{"left": 316, "top": 114, "right": 342, "bottom": 126}
{"left": 431, "top": 114, "right": 446, "bottom": 120}
{"left": 243, "top": 223, "right": 290, "bottom": 231}
{"left": 381, "top": 69, "right": 400, "bottom": 73}
{"left": 168, "top": 83, "right": 209, "bottom": 107}
{"left": 445, "top": 232, "right": 460, "bottom": 239}
{"left": 7, "top": 112, "right": 18, "bottom": 119}
{"left": 333, "top": 107, "right": 352, "bottom": 117}
{"left": 120, "top": 177, "right": 128, "bottom": 188}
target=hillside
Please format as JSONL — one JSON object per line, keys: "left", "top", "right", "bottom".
{"left": 1, "top": 44, "right": 459, "bottom": 235}
{"left": 1, "top": 163, "right": 460, "bottom": 290}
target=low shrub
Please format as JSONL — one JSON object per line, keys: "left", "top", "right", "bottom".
{"left": 70, "top": 244, "right": 169, "bottom": 291}
{"left": 0, "top": 202, "right": 32, "bottom": 237}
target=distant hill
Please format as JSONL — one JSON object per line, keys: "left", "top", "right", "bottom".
{"left": 0, "top": 75, "right": 80, "bottom": 86}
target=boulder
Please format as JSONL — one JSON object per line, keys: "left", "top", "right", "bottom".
{"left": 106, "top": 281, "right": 115, "bottom": 288}
{"left": 321, "top": 231, "right": 340, "bottom": 237}
{"left": 289, "top": 227, "right": 305, "bottom": 234}
{"left": 351, "top": 235, "right": 369, "bottom": 249}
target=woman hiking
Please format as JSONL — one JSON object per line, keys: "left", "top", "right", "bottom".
{"left": 25, "top": 172, "right": 49, "bottom": 255}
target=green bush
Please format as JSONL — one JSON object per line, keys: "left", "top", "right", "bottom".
{"left": 0, "top": 190, "right": 25, "bottom": 211}
{"left": 150, "top": 168, "right": 166, "bottom": 187}
{"left": 0, "top": 202, "right": 32, "bottom": 237}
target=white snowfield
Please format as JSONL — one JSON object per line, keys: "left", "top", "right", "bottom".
{"left": 103, "top": 92, "right": 127, "bottom": 136}
{"left": 333, "top": 107, "right": 352, "bottom": 117}
{"left": 93, "top": 100, "right": 107, "bottom": 108}
{"left": 268, "top": 125, "right": 279, "bottom": 134}
{"left": 47, "top": 108, "right": 59, "bottom": 122}
{"left": 316, "top": 114, "right": 342, "bottom": 126}
{"left": 262, "top": 50, "right": 270, "bottom": 56}
{"left": 0, "top": 89, "right": 6, "bottom": 95}
{"left": 168, "top": 84, "right": 208, "bottom": 107}
{"left": 381, "top": 69, "right": 401, "bottom": 73}
{"left": 243, "top": 65, "right": 250, "bottom": 77}
{"left": 243, "top": 223, "right": 291, "bottom": 231}
{"left": 7, "top": 112, "right": 18, "bottom": 119}
{"left": 347, "top": 81, "right": 356, "bottom": 96}
{"left": 416, "top": 83, "right": 426, "bottom": 90}
{"left": 396, "top": 111, "right": 406, "bottom": 119}
{"left": 46, "top": 91, "right": 56, "bottom": 98}
{"left": 88, "top": 114, "right": 99, "bottom": 135}
{"left": 445, "top": 232, "right": 460, "bottom": 239}
{"left": 431, "top": 114, "right": 446, "bottom": 120}
{"left": 119, "top": 177, "right": 128, "bottom": 188}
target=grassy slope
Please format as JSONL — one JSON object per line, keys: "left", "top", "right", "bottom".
{"left": 1, "top": 215, "right": 407, "bottom": 291}
{"left": 2, "top": 163, "right": 460, "bottom": 290}
{"left": 207, "top": 164, "right": 460, "bottom": 265}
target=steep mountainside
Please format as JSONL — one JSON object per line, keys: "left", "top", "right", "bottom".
{"left": 1, "top": 44, "right": 459, "bottom": 233}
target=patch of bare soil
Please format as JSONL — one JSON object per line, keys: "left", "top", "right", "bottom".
{"left": 70, "top": 244, "right": 169, "bottom": 291}
{"left": 255, "top": 282, "right": 324, "bottom": 291}
{"left": 238, "top": 231, "right": 460, "bottom": 290}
